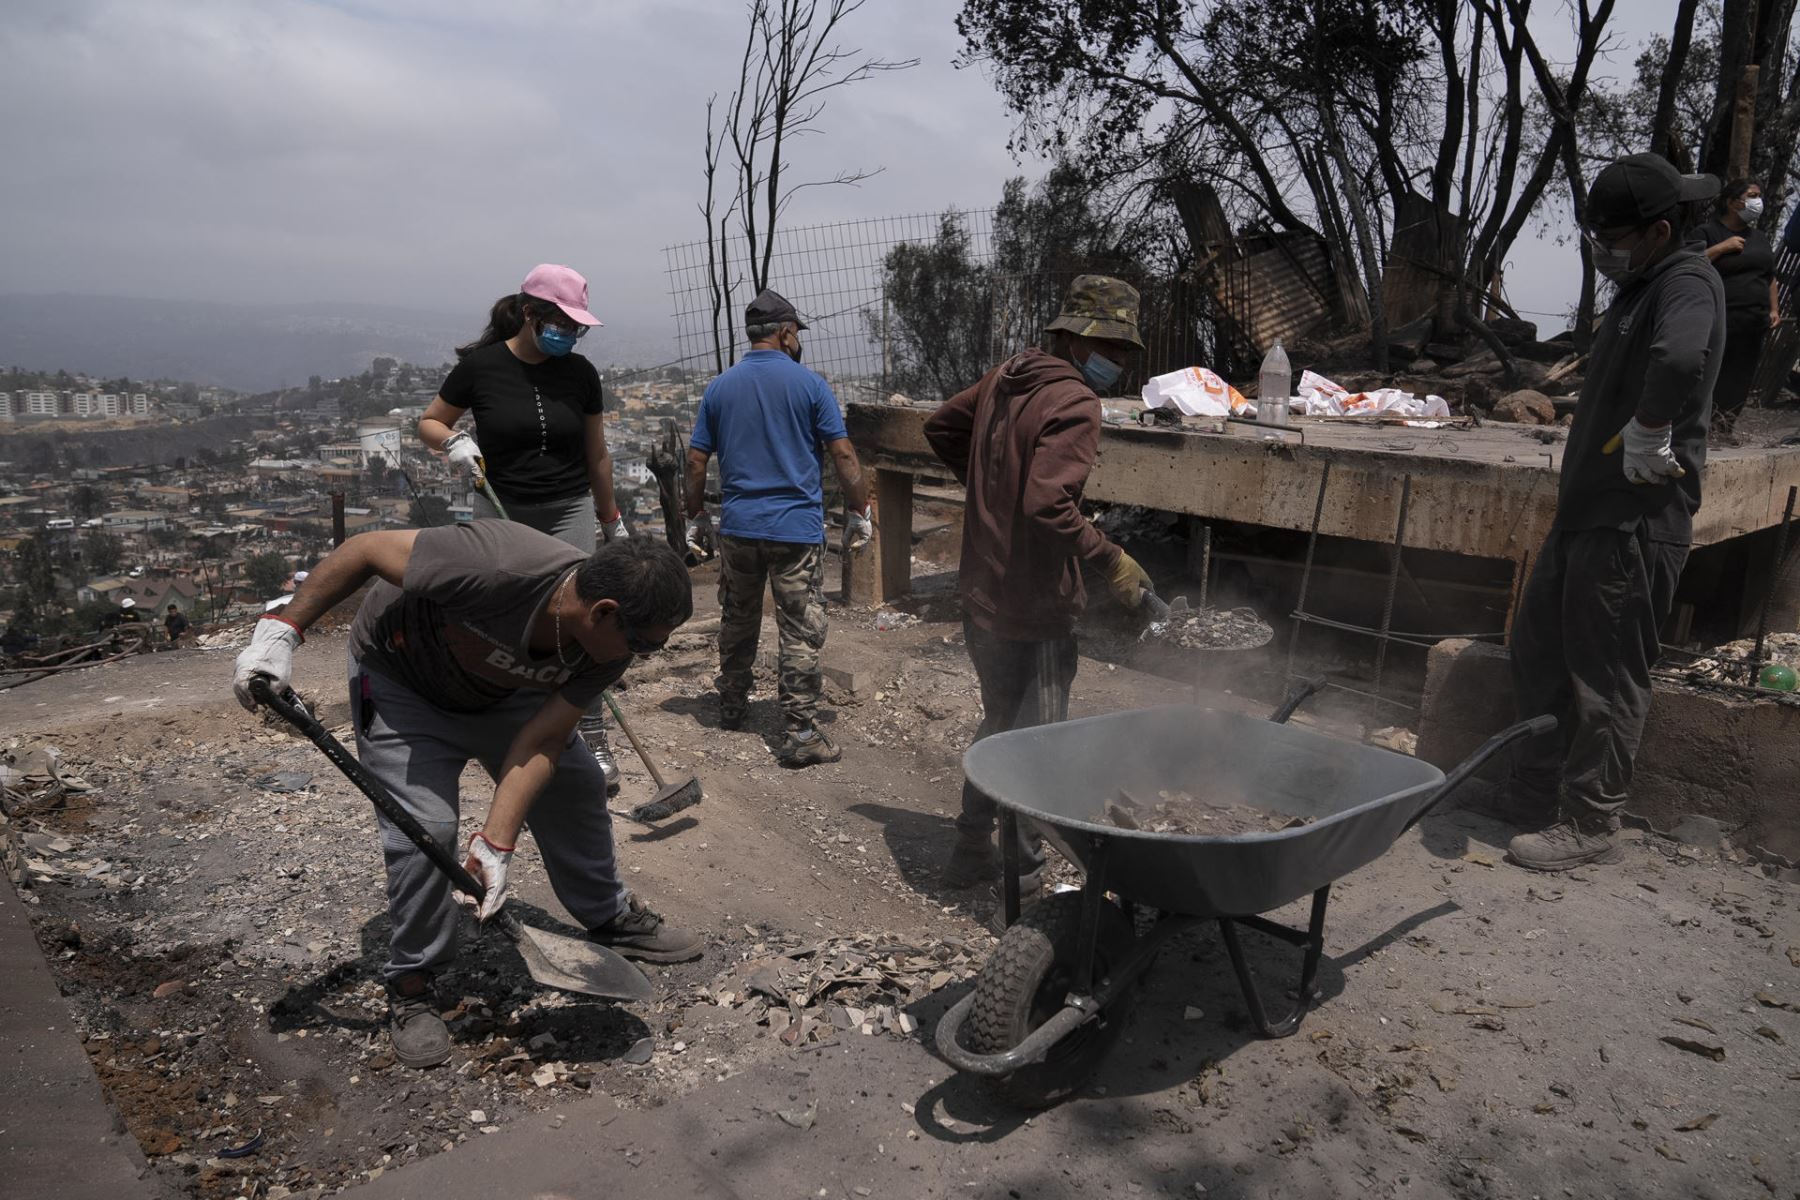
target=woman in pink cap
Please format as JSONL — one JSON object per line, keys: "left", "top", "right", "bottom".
{"left": 419, "top": 264, "right": 632, "bottom": 787}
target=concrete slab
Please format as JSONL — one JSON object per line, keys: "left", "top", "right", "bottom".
{"left": 1416, "top": 637, "right": 1800, "bottom": 857}
{"left": 848, "top": 400, "right": 1800, "bottom": 563}
{"left": 0, "top": 877, "right": 163, "bottom": 1200}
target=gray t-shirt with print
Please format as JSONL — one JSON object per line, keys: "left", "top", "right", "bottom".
{"left": 347, "top": 521, "right": 626, "bottom": 713}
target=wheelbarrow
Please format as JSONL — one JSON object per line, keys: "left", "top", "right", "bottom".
{"left": 934, "top": 684, "right": 1553, "bottom": 1107}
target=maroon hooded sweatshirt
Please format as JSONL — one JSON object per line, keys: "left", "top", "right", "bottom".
{"left": 923, "top": 348, "right": 1122, "bottom": 641}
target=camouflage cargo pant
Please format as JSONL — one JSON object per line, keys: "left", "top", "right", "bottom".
{"left": 716, "top": 536, "right": 828, "bottom": 730}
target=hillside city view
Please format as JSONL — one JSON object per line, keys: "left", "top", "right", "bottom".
{"left": 0, "top": 360, "right": 697, "bottom": 653}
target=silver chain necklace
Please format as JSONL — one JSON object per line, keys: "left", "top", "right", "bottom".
{"left": 550, "top": 568, "right": 580, "bottom": 669}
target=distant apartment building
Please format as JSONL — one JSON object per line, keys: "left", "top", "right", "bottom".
{"left": 0, "top": 392, "right": 12, "bottom": 422}
{"left": 23, "top": 391, "right": 61, "bottom": 417}
{"left": 100, "top": 509, "right": 171, "bottom": 532}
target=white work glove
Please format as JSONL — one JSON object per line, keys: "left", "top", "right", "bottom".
{"left": 844, "top": 504, "right": 873, "bottom": 552}
{"left": 686, "top": 512, "right": 716, "bottom": 562}
{"left": 232, "top": 616, "right": 302, "bottom": 711}
{"left": 601, "top": 513, "right": 629, "bottom": 543}
{"left": 1619, "top": 417, "right": 1686, "bottom": 485}
{"left": 457, "top": 832, "right": 514, "bottom": 922}
{"left": 444, "top": 432, "right": 484, "bottom": 478}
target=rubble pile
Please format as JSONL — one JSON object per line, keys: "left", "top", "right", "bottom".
{"left": 698, "top": 930, "right": 985, "bottom": 1046}
{"left": 1143, "top": 605, "right": 1273, "bottom": 651}
{"left": 1102, "top": 789, "right": 1310, "bottom": 837}
{"left": 1669, "top": 632, "right": 1800, "bottom": 686}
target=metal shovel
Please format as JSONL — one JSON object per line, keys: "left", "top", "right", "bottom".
{"left": 250, "top": 678, "right": 653, "bottom": 1002}
{"left": 601, "top": 691, "right": 704, "bottom": 823}
{"left": 1139, "top": 585, "right": 1190, "bottom": 638}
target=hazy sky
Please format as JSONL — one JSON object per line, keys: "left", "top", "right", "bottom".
{"left": 1, "top": 0, "right": 1682, "bottom": 358}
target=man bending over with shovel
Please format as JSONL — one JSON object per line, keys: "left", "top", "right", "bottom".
{"left": 232, "top": 522, "right": 702, "bottom": 1069}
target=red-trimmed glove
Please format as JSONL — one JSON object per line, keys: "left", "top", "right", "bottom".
{"left": 457, "top": 832, "right": 514, "bottom": 922}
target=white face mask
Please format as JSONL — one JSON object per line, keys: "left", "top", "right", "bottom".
{"left": 1742, "top": 196, "right": 1765, "bottom": 220}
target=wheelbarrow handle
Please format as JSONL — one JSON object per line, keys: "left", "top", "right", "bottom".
{"left": 248, "top": 676, "right": 488, "bottom": 902}
{"left": 1401, "top": 714, "right": 1557, "bottom": 834}
{"left": 1270, "top": 675, "right": 1328, "bottom": 725}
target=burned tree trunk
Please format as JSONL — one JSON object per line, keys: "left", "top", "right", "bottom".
{"left": 647, "top": 419, "right": 689, "bottom": 560}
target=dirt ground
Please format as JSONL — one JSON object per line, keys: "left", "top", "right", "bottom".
{"left": 4, "top": 571, "right": 1799, "bottom": 1200}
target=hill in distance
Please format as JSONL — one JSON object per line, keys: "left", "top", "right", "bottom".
{"left": 0, "top": 294, "right": 679, "bottom": 393}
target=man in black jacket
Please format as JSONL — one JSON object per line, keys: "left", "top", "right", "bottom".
{"left": 1507, "top": 153, "right": 1725, "bottom": 872}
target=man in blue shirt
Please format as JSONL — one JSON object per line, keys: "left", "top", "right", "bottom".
{"left": 685, "top": 288, "right": 872, "bottom": 766}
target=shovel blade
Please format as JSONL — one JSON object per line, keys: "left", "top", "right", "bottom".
{"left": 500, "top": 914, "right": 654, "bottom": 1002}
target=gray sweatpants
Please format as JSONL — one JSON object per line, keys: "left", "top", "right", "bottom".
{"left": 471, "top": 490, "right": 596, "bottom": 549}
{"left": 350, "top": 663, "right": 627, "bottom": 982}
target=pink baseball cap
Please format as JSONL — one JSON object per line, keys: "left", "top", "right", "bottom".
{"left": 520, "top": 263, "right": 603, "bottom": 327}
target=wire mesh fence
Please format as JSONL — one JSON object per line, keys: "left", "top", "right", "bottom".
{"left": 660, "top": 209, "right": 1228, "bottom": 409}
{"left": 662, "top": 210, "right": 997, "bottom": 406}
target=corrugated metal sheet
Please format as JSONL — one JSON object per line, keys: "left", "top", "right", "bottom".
{"left": 1203, "top": 233, "right": 1339, "bottom": 356}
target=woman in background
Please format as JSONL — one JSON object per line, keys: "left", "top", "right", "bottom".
{"left": 1694, "top": 179, "right": 1782, "bottom": 430}
{"left": 419, "top": 263, "right": 630, "bottom": 790}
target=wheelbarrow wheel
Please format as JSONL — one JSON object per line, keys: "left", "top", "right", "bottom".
{"left": 962, "top": 892, "right": 1136, "bottom": 1108}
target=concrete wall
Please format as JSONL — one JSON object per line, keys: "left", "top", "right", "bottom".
{"left": 1416, "top": 638, "right": 1800, "bottom": 859}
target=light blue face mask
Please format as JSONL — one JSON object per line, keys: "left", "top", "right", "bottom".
{"left": 535, "top": 324, "right": 579, "bottom": 357}
{"left": 1080, "top": 349, "right": 1123, "bottom": 392}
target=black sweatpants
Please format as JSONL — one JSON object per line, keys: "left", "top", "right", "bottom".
{"left": 1509, "top": 524, "right": 1687, "bottom": 820}
{"left": 1712, "top": 314, "right": 1768, "bottom": 427}
{"left": 956, "top": 620, "right": 1078, "bottom": 869}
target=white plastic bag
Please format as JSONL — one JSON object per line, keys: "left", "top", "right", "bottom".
{"left": 1142, "top": 367, "right": 1248, "bottom": 418}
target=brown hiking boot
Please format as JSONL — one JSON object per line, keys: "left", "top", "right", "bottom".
{"left": 778, "top": 726, "right": 840, "bottom": 767}
{"left": 386, "top": 973, "right": 450, "bottom": 1069}
{"left": 941, "top": 833, "right": 997, "bottom": 889}
{"left": 590, "top": 893, "right": 703, "bottom": 963}
{"left": 941, "top": 832, "right": 1045, "bottom": 893}
{"left": 1507, "top": 814, "right": 1623, "bottom": 872}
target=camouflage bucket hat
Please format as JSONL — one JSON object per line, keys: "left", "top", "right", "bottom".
{"left": 1043, "top": 274, "right": 1143, "bottom": 350}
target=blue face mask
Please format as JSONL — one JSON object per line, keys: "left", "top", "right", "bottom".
{"left": 1080, "top": 349, "right": 1123, "bottom": 392}
{"left": 535, "top": 323, "right": 578, "bottom": 357}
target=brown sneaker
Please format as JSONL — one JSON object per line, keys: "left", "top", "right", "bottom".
{"left": 590, "top": 894, "right": 703, "bottom": 963}
{"left": 778, "top": 726, "right": 840, "bottom": 767}
{"left": 1507, "top": 815, "right": 1622, "bottom": 872}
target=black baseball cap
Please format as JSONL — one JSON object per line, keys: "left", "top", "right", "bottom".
{"left": 745, "top": 288, "right": 809, "bottom": 330}
{"left": 1586, "top": 153, "right": 1719, "bottom": 230}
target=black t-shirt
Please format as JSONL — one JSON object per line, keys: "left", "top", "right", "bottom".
{"left": 165, "top": 613, "right": 189, "bottom": 638}
{"left": 1692, "top": 218, "right": 1776, "bottom": 320}
{"left": 438, "top": 341, "right": 605, "bottom": 505}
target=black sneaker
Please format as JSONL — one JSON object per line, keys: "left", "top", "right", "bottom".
{"left": 719, "top": 695, "right": 747, "bottom": 731}
{"left": 779, "top": 726, "right": 841, "bottom": 767}
{"left": 590, "top": 894, "right": 703, "bottom": 963}
{"left": 386, "top": 974, "right": 450, "bottom": 1069}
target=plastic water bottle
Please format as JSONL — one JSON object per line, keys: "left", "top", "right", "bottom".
{"left": 1258, "top": 340, "right": 1291, "bottom": 436}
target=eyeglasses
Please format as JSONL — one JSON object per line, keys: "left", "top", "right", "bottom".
{"left": 539, "top": 316, "right": 589, "bottom": 339}
{"left": 617, "top": 614, "right": 665, "bottom": 656}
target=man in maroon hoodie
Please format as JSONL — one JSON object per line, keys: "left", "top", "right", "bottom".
{"left": 924, "top": 275, "right": 1153, "bottom": 890}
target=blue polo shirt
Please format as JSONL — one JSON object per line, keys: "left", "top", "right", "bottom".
{"left": 691, "top": 349, "right": 848, "bottom": 544}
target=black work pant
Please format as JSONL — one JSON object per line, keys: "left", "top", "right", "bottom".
{"left": 1509, "top": 524, "right": 1686, "bottom": 820}
{"left": 956, "top": 621, "right": 1078, "bottom": 869}
{"left": 1713, "top": 314, "right": 1769, "bottom": 427}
